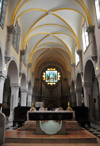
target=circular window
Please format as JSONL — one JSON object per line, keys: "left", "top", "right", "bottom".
{"left": 42, "top": 67, "right": 61, "bottom": 88}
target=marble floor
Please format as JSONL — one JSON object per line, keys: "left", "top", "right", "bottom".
{"left": 2, "top": 121, "right": 100, "bottom": 146}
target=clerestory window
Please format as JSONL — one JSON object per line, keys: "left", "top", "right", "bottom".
{"left": 82, "top": 21, "right": 89, "bottom": 52}
{"left": 95, "top": 0, "right": 100, "bottom": 28}
{"left": 0, "top": 0, "right": 7, "bottom": 28}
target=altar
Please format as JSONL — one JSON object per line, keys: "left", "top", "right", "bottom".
{"left": 26, "top": 111, "right": 74, "bottom": 135}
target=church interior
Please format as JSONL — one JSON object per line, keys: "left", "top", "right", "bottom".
{"left": 0, "top": 0, "right": 100, "bottom": 145}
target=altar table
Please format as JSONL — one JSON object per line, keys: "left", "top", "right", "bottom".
{"left": 27, "top": 111, "right": 74, "bottom": 135}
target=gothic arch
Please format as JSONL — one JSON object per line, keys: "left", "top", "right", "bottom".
{"left": 71, "top": 81, "right": 75, "bottom": 92}
{"left": 28, "top": 81, "right": 32, "bottom": 93}
{"left": 6, "top": 57, "right": 19, "bottom": 85}
{"left": 84, "top": 59, "right": 95, "bottom": 84}
{"left": 76, "top": 73, "right": 82, "bottom": 90}
{"left": 20, "top": 71, "right": 27, "bottom": 90}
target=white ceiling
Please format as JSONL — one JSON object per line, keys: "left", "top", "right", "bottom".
{"left": 9, "top": 0, "right": 93, "bottom": 73}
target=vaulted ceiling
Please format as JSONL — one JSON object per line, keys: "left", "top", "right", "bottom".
{"left": 8, "top": 0, "right": 93, "bottom": 74}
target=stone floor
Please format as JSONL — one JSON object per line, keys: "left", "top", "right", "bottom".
{"left": 2, "top": 121, "right": 100, "bottom": 146}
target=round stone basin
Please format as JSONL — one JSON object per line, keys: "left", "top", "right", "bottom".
{"left": 40, "top": 120, "right": 62, "bottom": 135}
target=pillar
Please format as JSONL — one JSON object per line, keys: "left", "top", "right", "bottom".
{"left": 71, "top": 63, "right": 75, "bottom": 82}
{"left": 84, "top": 83, "right": 94, "bottom": 121}
{"left": 9, "top": 84, "right": 19, "bottom": 120}
{"left": 70, "top": 91, "right": 76, "bottom": 107}
{"left": 96, "top": 70, "right": 100, "bottom": 119}
{"left": 19, "top": 50, "right": 26, "bottom": 76}
{"left": 27, "top": 92, "right": 32, "bottom": 107}
{"left": 77, "top": 50, "right": 83, "bottom": 74}
{"left": 86, "top": 25, "right": 97, "bottom": 62}
{"left": 76, "top": 88, "right": 82, "bottom": 106}
{"left": 32, "top": 71, "right": 35, "bottom": 88}
{"left": 5, "top": 25, "right": 15, "bottom": 62}
{"left": 0, "top": 75, "right": 6, "bottom": 103}
{"left": 32, "top": 71, "right": 36, "bottom": 103}
{"left": 27, "top": 63, "right": 32, "bottom": 83}
{"left": 21, "top": 89, "right": 27, "bottom": 106}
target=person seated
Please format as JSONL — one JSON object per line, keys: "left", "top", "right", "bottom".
{"left": 39, "top": 107, "right": 45, "bottom": 111}
{"left": 55, "top": 104, "right": 63, "bottom": 111}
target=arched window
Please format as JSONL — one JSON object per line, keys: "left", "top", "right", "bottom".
{"left": 75, "top": 45, "right": 79, "bottom": 66}
{"left": 0, "top": 0, "right": 3, "bottom": 16}
{"left": 95, "top": 0, "right": 100, "bottom": 28}
{"left": 82, "top": 21, "right": 89, "bottom": 52}
{"left": 13, "top": 21, "right": 21, "bottom": 53}
{"left": 0, "top": 0, "right": 8, "bottom": 28}
{"left": 23, "top": 45, "right": 27, "bottom": 66}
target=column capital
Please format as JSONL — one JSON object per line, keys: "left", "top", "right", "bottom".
{"left": 5, "top": 56, "right": 11, "bottom": 63}
{"left": 21, "top": 89, "right": 27, "bottom": 93}
{"left": 76, "top": 50, "right": 82, "bottom": 56}
{"left": 10, "top": 83, "right": 19, "bottom": 88}
{"left": 27, "top": 63, "right": 32, "bottom": 68}
{"left": 86, "top": 25, "right": 95, "bottom": 34}
{"left": 7, "top": 25, "right": 16, "bottom": 34}
{"left": 27, "top": 91, "right": 32, "bottom": 95}
{"left": 20, "top": 50, "right": 26, "bottom": 55}
{"left": 0, "top": 72, "right": 6, "bottom": 82}
{"left": 84, "top": 82, "right": 92, "bottom": 88}
{"left": 71, "top": 63, "right": 75, "bottom": 67}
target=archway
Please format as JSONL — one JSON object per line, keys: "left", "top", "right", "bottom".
{"left": 92, "top": 77, "right": 99, "bottom": 120}
{"left": 20, "top": 73, "right": 27, "bottom": 106}
{"left": 27, "top": 81, "right": 32, "bottom": 107}
{"left": 76, "top": 73, "right": 82, "bottom": 106}
{"left": 4, "top": 59, "right": 19, "bottom": 120}
{"left": 84, "top": 60, "right": 99, "bottom": 121}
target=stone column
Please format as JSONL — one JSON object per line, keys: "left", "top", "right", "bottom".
{"left": 84, "top": 83, "right": 94, "bottom": 121}
{"left": 32, "top": 71, "right": 35, "bottom": 88}
{"left": 9, "top": 84, "right": 19, "bottom": 120}
{"left": 76, "top": 88, "right": 82, "bottom": 106}
{"left": 21, "top": 89, "right": 27, "bottom": 106}
{"left": 19, "top": 50, "right": 26, "bottom": 76}
{"left": 70, "top": 91, "right": 76, "bottom": 107}
{"left": 86, "top": 25, "right": 97, "bottom": 62}
{"left": 77, "top": 50, "right": 83, "bottom": 74}
{"left": 71, "top": 63, "right": 75, "bottom": 82}
{"left": 32, "top": 72, "right": 35, "bottom": 103}
{"left": 0, "top": 75, "right": 6, "bottom": 103}
{"left": 5, "top": 25, "right": 15, "bottom": 62}
{"left": 27, "top": 92, "right": 32, "bottom": 107}
{"left": 96, "top": 70, "right": 100, "bottom": 119}
{"left": 27, "top": 63, "right": 32, "bottom": 83}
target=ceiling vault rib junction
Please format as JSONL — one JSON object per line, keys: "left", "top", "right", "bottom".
{"left": 9, "top": 0, "right": 93, "bottom": 80}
